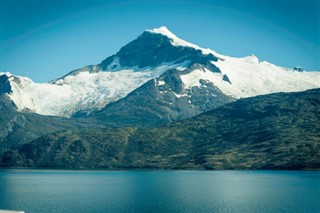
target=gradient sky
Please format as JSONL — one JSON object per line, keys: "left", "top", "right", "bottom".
{"left": 1, "top": 0, "right": 319, "bottom": 82}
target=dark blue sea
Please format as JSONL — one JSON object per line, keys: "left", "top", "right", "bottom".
{"left": 0, "top": 169, "right": 319, "bottom": 213}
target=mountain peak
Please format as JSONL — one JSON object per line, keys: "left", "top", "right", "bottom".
{"left": 98, "top": 26, "right": 220, "bottom": 70}
{"left": 243, "top": 54, "right": 260, "bottom": 64}
{"left": 146, "top": 26, "right": 176, "bottom": 38}
{"left": 0, "top": 72, "right": 13, "bottom": 78}
{"left": 146, "top": 26, "right": 200, "bottom": 50}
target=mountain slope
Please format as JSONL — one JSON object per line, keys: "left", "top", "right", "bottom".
{"left": 92, "top": 68, "right": 235, "bottom": 127}
{"left": 1, "top": 26, "right": 319, "bottom": 118}
{"left": 0, "top": 93, "right": 105, "bottom": 154}
{"left": 2, "top": 89, "right": 319, "bottom": 169}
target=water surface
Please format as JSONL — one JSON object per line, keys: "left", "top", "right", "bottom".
{"left": 1, "top": 169, "right": 319, "bottom": 213}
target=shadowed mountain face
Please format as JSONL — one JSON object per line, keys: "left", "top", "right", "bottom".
{"left": 99, "top": 31, "right": 219, "bottom": 72}
{"left": 2, "top": 89, "right": 319, "bottom": 169}
{"left": 0, "top": 75, "right": 13, "bottom": 94}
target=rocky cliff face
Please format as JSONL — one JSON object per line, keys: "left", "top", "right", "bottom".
{"left": 0, "top": 74, "right": 13, "bottom": 94}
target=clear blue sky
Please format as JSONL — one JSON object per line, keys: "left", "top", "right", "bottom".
{"left": 1, "top": 0, "right": 319, "bottom": 82}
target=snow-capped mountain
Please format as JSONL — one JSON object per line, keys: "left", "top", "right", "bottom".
{"left": 1, "top": 26, "right": 319, "bottom": 118}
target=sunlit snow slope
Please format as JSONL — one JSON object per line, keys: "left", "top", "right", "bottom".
{"left": 1, "top": 26, "right": 319, "bottom": 117}
{"left": 1, "top": 62, "right": 188, "bottom": 117}
{"left": 148, "top": 27, "right": 319, "bottom": 99}
{"left": 178, "top": 55, "right": 319, "bottom": 99}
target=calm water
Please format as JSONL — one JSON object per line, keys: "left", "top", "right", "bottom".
{"left": 0, "top": 170, "right": 319, "bottom": 213}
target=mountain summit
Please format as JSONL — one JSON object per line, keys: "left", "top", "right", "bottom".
{"left": 98, "top": 26, "right": 219, "bottom": 71}
{"left": 1, "top": 26, "right": 319, "bottom": 118}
